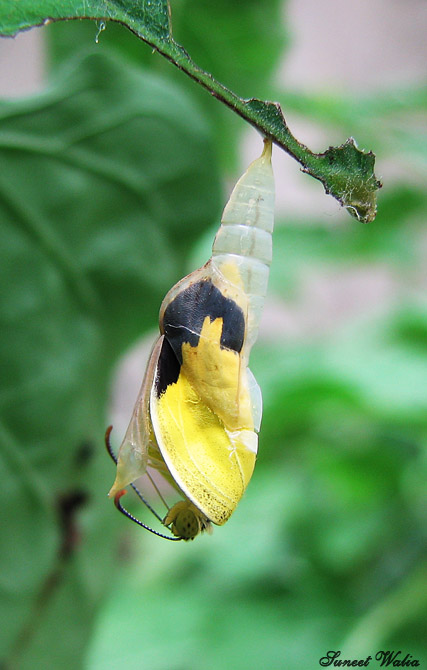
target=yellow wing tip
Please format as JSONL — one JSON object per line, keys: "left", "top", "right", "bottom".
{"left": 108, "top": 478, "right": 122, "bottom": 498}
{"left": 108, "top": 468, "right": 134, "bottom": 498}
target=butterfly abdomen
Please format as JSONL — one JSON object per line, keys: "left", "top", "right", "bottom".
{"left": 211, "top": 140, "right": 275, "bottom": 349}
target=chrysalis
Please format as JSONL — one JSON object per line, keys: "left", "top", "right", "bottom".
{"left": 107, "top": 139, "right": 275, "bottom": 540}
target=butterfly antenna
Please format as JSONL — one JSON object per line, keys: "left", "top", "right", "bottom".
{"left": 114, "top": 491, "right": 181, "bottom": 541}
{"left": 104, "top": 426, "right": 176, "bottom": 535}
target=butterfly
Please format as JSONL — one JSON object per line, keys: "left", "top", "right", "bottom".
{"left": 107, "top": 139, "right": 275, "bottom": 540}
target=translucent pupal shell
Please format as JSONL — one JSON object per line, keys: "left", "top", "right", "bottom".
{"left": 108, "top": 140, "right": 275, "bottom": 529}
{"left": 108, "top": 337, "right": 163, "bottom": 498}
{"left": 212, "top": 139, "right": 275, "bottom": 352}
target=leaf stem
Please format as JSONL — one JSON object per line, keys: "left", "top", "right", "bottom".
{"left": 125, "top": 27, "right": 381, "bottom": 222}
{"left": 0, "top": 0, "right": 381, "bottom": 221}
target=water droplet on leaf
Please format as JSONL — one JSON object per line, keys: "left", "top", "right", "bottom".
{"left": 95, "top": 21, "right": 106, "bottom": 44}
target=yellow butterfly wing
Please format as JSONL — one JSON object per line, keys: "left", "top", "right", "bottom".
{"left": 150, "top": 264, "right": 257, "bottom": 525}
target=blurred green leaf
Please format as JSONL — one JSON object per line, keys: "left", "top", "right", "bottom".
{"left": 0, "top": 50, "right": 220, "bottom": 668}
{"left": 171, "top": 0, "right": 287, "bottom": 97}
{"left": 267, "top": 184, "right": 426, "bottom": 300}
{"left": 47, "top": 20, "right": 158, "bottom": 75}
{"left": 256, "top": 308, "right": 427, "bottom": 438}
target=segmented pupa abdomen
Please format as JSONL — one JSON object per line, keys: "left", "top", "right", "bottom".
{"left": 211, "top": 140, "right": 275, "bottom": 350}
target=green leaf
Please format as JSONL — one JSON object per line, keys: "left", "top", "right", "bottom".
{"left": 314, "top": 139, "right": 380, "bottom": 222}
{"left": 0, "top": 50, "right": 220, "bottom": 668}
{"left": 0, "top": 0, "right": 380, "bottom": 221}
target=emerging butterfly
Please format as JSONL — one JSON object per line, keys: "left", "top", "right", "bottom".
{"left": 107, "top": 138, "right": 275, "bottom": 540}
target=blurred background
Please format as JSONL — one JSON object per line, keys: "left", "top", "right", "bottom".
{"left": 0, "top": 1, "right": 426, "bottom": 669}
